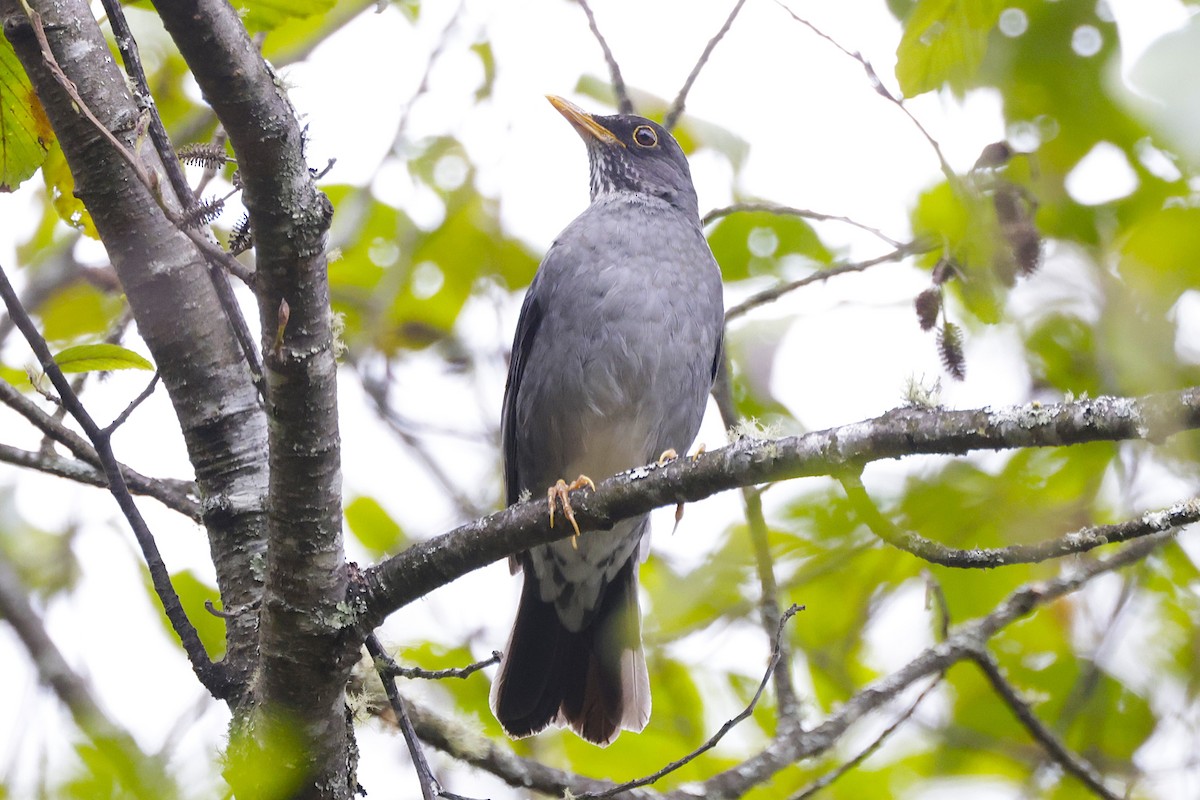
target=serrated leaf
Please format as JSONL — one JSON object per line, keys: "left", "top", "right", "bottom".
{"left": 0, "top": 34, "right": 54, "bottom": 191}
{"left": 53, "top": 343, "right": 154, "bottom": 373}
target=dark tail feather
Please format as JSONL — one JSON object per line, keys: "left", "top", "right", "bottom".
{"left": 491, "top": 556, "right": 649, "bottom": 746}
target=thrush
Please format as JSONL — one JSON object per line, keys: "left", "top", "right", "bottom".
{"left": 490, "top": 96, "right": 725, "bottom": 746}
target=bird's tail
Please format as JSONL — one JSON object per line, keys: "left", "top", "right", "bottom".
{"left": 490, "top": 555, "right": 650, "bottom": 746}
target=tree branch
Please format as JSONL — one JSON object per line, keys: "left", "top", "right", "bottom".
{"left": 149, "top": 0, "right": 347, "bottom": 793}
{"left": 0, "top": 555, "right": 172, "bottom": 795}
{"left": 664, "top": 0, "right": 748, "bottom": 129}
{"left": 665, "top": 532, "right": 1171, "bottom": 799}
{"left": 0, "top": 442, "right": 199, "bottom": 520}
{"left": 725, "top": 242, "right": 929, "bottom": 322}
{"left": 703, "top": 202, "right": 906, "bottom": 249}
{"left": 973, "top": 649, "right": 1123, "bottom": 800}
{"left": 402, "top": 533, "right": 1174, "bottom": 799}
{"left": 2, "top": 0, "right": 270, "bottom": 699}
{"left": 574, "top": 0, "right": 632, "bottom": 114}
{"left": 362, "top": 389, "right": 1200, "bottom": 625}
{"left": 840, "top": 472, "right": 1200, "bottom": 568}
{"left": 0, "top": 380, "right": 200, "bottom": 518}
{"left": 0, "top": 262, "right": 228, "bottom": 697}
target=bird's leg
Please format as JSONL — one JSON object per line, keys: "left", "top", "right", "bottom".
{"left": 656, "top": 448, "right": 678, "bottom": 465}
{"left": 548, "top": 475, "right": 596, "bottom": 544}
{"left": 671, "top": 444, "right": 705, "bottom": 534}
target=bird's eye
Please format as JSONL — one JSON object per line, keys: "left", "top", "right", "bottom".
{"left": 632, "top": 125, "right": 658, "bottom": 148}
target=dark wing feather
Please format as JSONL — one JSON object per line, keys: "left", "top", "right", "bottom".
{"left": 502, "top": 288, "right": 544, "bottom": 507}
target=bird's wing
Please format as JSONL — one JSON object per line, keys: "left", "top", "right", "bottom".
{"left": 502, "top": 283, "right": 545, "bottom": 508}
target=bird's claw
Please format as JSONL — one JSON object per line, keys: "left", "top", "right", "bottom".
{"left": 656, "top": 448, "right": 679, "bottom": 466}
{"left": 548, "top": 475, "right": 596, "bottom": 545}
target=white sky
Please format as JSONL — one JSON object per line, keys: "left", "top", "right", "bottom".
{"left": 1, "top": 0, "right": 1198, "bottom": 797}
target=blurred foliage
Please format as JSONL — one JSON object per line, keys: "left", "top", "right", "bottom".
{"left": 0, "top": 0, "right": 1198, "bottom": 797}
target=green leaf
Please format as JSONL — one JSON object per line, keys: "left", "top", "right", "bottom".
{"left": 148, "top": 570, "right": 226, "bottom": 660}
{"left": 39, "top": 281, "right": 126, "bottom": 343}
{"left": 471, "top": 41, "right": 495, "bottom": 101}
{"left": 53, "top": 343, "right": 154, "bottom": 373}
{"left": 0, "top": 362, "right": 27, "bottom": 387}
{"left": 344, "top": 495, "right": 406, "bottom": 557}
{"left": 0, "top": 33, "right": 54, "bottom": 191}
{"left": 42, "top": 141, "right": 97, "bottom": 237}
{"left": 235, "top": 0, "right": 337, "bottom": 32}
{"left": 895, "top": 0, "right": 1002, "bottom": 97}
{"left": 706, "top": 209, "right": 833, "bottom": 282}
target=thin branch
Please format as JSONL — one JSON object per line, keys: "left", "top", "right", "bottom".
{"left": 791, "top": 675, "right": 943, "bottom": 799}
{"left": 973, "top": 649, "right": 1123, "bottom": 800}
{"left": 703, "top": 202, "right": 905, "bottom": 248}
{"left": 711, "top": 355, "right": 800, "bottom": 719}
{"left": 772, "top": 1, "right": 955, "bottom": 182}
{"left": 0, "top": 556, "right": 170, "bottom": 793}
{"left": 578, "top": 604, "right": 802, "bottom": 799}
{"left": 670, "top": 532, "right": 1172, "bottom": 800}
{"left": 0, "top": 262, "right": 228, "bottom": 698}
{"left": 359, "top": 372, "right": 486, "bottom": 519}
{"left": 103, "top": 372, "right": 160, "bottom": 434}
{"left": 378, "top": 650, "right": 501, "bottom": 681}
{"left": 839, "top": 473, "right": 1200, "bottom": 568}
{"left": 664, "top": 0, "right": 748, "bottom": 129}
{"left": 725, "top": 242, "right": 929, "bottom": 322}
{"left": 575, "top": 0, "right": 632, "bottom": 114}
{"left": 0, "top": 442, "right": 200, "bottom": 520}
{"left": 393, "top": 0, "right": 467, "bottom": 148}
{"left": 97, "top": 0, "right": 194, "bottom": 209}
{"left": 361, "top": 388, "right": 1200, "bottom": 625}
{"left": 366, "top": 634, "right": 441, "bottom": 800}
{"left": 402, "top": 534, "right": 1174, "bottom": 800}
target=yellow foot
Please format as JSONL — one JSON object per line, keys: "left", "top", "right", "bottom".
{"left": 548, "top": 475, "right": 596, "bottom": 542}
{"left": 691, "top": 443, "right": 706, "bottom": 461}
{"left": 657, "top": 448, "right": 679, "bottom": 466}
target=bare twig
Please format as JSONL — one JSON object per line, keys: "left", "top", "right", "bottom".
{"left": 359, "top": 372, "right": 486, "bottom": 519}
{"left": 0, "top": 442, "right": 200, "bottom": 519}
{"left": 103, "top": 372, "right": 160, "bottom": 434}
{"left": 703, "top": 202, "right": 905, "bottom": 248}
{"left": 576, "top": 604, "right": 803, "bottom": 799}
{"left": 791, "top": 676, "right": 943, "bottom": 799}
{"left": 98, "top": 0, "right": 194, "bottom": 209}
{"left": 710, "top": 355, "right": 800, "bottom": 719}
{"left": 773, "top": 1, "right": 955, "bottom": 182}
{"left": 725, "top": 242, "right": 928, "bottom": 321}
{"left": 378, "top": 650, "right": 501, "bottom": 681}
{"left": 575, "top": 0, "right": 632, "bottom": 114}
{"left": 0, "top": 379, "right": 199, "bottom": 517}
{"left": 393, "top": 0, "right": 467, "bottom": 148}
{"left": 664, "top": 0, "right": 748, "bottom": 129}
{"left": 973, "top": 649, "right": 1123, "bottom": 800}
{"left": 0, "top": 262, "right": 228, "bottom": 697}
{"left": 839, "top": 473, "right": 1200, "bottom": 568}
{"left": 366, "top": 634, "right": 441, "bottom": 800}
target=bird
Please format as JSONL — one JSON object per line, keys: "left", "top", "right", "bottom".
{"left": 489, "top": 95, "right": 725, "bottom": 746}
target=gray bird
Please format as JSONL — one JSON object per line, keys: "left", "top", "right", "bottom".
{"left": 490, "top": 96, "right": 724, "bottom": 746}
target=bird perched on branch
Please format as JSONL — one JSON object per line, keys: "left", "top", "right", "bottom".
{"left": 490, "top": 96, "right": 724, "bottom": 746}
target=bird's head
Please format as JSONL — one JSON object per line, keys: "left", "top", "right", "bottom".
{"left": 547, "top": 95, "right": 699, "bottom": 219}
